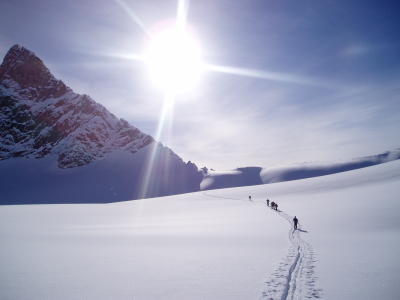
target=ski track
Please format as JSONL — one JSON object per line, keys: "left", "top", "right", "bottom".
{"left": 202, "top": 192, "right": 244, "bottom": 201}
{"left": 202, "top": 192, "right": 322, "bottom": 300}
{"left": 261, "top": 203, "right": 322, "bottom": 300}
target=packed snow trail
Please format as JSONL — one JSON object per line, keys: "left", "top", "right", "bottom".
{"left": 203, "top": 192, "right": 322, "bottom": 299}
{"left": 261, "top": 203, "right": 322, "bottom": 300}
{"left": 202, "top": 192, "right": 244, "bottom": 201}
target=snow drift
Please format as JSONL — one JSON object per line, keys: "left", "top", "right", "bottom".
{"left": 201, "top": 149, "right": 400, "bottom": 190}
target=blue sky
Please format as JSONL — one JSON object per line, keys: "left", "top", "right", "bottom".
{"left": 1, "top": 0, "right": 399, "bottom": 169}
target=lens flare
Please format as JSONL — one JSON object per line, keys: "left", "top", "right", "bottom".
{"left": 143, "top": 26, "right": 203, "bottom": 93}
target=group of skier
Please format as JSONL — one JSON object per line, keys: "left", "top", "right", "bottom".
{"left": 249, "top": 195, "right": 299, "bottom": 230}
{"left": 266, "top": 199, "right": 278, "bottom": 211}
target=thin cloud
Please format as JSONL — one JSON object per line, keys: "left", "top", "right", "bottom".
{"left": 342, "top": 44, "right": 371, "bottom": 57}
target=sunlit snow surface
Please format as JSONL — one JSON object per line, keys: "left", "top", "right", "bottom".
{"left": 1, "top": 160, "right": 400, "bottom": 299}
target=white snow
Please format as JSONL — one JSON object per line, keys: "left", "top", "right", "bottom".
{"left": 0, "top": 149, "right": 201, "bottom": 204}
{"left": 201, "top": 150, "right": 400, "bottom": 190}
{"left": 1, "top": 160, "right": 400, "bottom": 299}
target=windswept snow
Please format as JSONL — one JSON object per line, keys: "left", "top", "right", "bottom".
{"left": 1, "top": 160, "right": 400, "bottom": 299}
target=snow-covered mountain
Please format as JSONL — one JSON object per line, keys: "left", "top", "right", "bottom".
{"left": 2, "top": 44, "right": 398, "bottom": 204}
{"left": 0, "top": 44, "right": 155, "bottom": 167}
{"left": 0, "top": 45, "right": 202, "bottom": 202}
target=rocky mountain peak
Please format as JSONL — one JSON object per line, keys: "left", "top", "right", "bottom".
{"left": 0, "top": 44, "right": 155, "bottom": 167}
{"left": 0, "top": 44, "right": 69, "bottom": 100}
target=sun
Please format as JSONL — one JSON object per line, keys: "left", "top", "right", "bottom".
{"left": 143, "top": 25, "right": 203, "bottom": 93}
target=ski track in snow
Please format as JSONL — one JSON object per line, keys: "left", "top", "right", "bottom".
{"left": 202, "top": 192, "right": 244, "bottom": 201}
{"left": 261, "top": 203, "right": 322, "bottom": 300}
{"left": 202, "top": 192, "right": 322, "bottom": 300}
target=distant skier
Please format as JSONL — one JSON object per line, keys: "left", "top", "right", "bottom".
{"left": 249, "top": 195, "right": 252, "bottom": 201}
{"left": 275, "top": 203, "right": 278, "bottom": 211}
{"left": 266, "top": 199, "right": 270, "bottom": 206}
{"left": 293, "top": 216, "right": 298, "bottom": 230}
{"left": 270, "top": 201, "right": 275, "bottom": 209}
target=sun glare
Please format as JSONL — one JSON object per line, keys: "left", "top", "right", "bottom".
{"left": 143, "top": 26, "right": 203, "bottom": 93}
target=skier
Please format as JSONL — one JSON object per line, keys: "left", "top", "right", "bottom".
{"left": 266, "top": 199, "right": 270, "bottom": 206}
{"left": 270, "top": 201, "right": 275, "bottom": 209}
{"left": 249, "top": 195, "right": 252, "bottom": 201}
{"left": 275, "top": 203, "right": 278, "bottom": 211}
{"left": 293, "top": 216, "right": 299, "bottom": 230}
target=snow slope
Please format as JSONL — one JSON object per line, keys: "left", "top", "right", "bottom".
{"left": 201, "top": 149, "right": 400, "bottom": 190}
{"left": 1, "top": 160, "right": 400, "bottom": 299}
{"left": 0, "top": 149, "right": 202, "bottom": 204}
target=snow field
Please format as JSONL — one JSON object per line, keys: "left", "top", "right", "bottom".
{"left": 1, "top": 159, "right": 400, "bottom": 299}
{"left": 0, "top": 192, "right": 288, "bottom": 300}
{"left": 211, "top": 159, "right": 400, "bottom": 300}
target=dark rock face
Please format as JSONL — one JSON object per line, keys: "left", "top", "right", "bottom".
{"left": 0, "top": 45, "right": 69, "bottom": 100}
{"left": 0, "top": 45, "right": 156, "bottom": 168}
{"left": 0, "top": 44, "right": 202, "bottom": 197}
